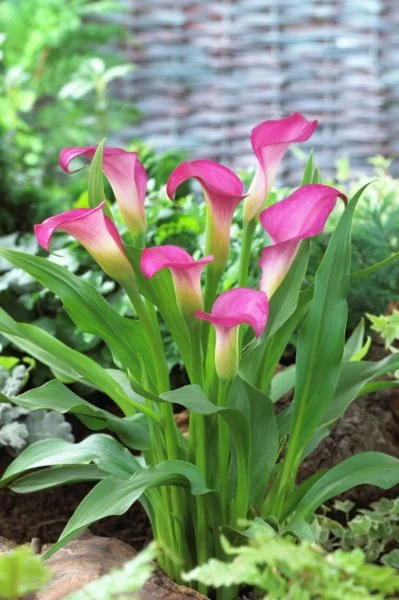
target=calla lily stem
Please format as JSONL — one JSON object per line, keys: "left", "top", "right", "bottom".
{"left": 238, "top": 218, "right": 256, "bottom": 287}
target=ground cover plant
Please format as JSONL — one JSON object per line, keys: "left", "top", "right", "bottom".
{"left": 183, "top": 522, "right": 399, "bottom": 600}
{"left": 0, "top": 114, "right": 399, "bottom": 599}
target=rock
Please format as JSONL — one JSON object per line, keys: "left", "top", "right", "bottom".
{"left": 140, "top": 571, "right": 208, "bottom": 600}
{"left": 38, "top": 531, "right": 137, "bottom": 599}
{"left": 38, "top": 531, "right": 208, "bottom": 600}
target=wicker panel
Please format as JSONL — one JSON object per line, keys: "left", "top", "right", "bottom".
{"left": 116, "top": 0, "right": 399, "bottom": 179}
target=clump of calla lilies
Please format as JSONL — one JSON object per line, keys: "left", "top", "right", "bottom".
{"left": 1, "top": 114, "right": 399, "bottom": 600}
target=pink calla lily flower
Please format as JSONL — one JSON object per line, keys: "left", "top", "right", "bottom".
{"left": 243, "top": 113, "right": 318, "bottom": 222}
{"left": 59, "top": 146, "right": 147, "bottom": 237}
{"left": 196, "top": 288, "right": 269, "bottom": 379}
{"left": 34, "top": 202, "right": 134, "bottom": 283}
{"left": 141, "top": 245, "right": 213, "bottom": 317}
{"left": 167, "top": 160, "right": 246, "bottom": 270}
{"left": 259, "top": 184, "right": 347, "bottom": 298}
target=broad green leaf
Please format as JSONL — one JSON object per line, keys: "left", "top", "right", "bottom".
{"left": 11, "top": 465, "right": 107, "bottom": 493}
{"left": 240, "top": 295, "right": 309, "bottom": 392}
{"left": 293, "top": 452, "right": 399, "bottom": 521}
{"left": 229, "top": 377, "right": 279, "bottom": 504}
{"left": 0, "top": 307, "right": 158, "bottom": 419}
{"left": 0, "top": 248, "right": 152, "bottom": 383}
{"left": 87, "top": 139, "right": 105, "bottom": 209}
{"left": 289, "top": 187, "right": 366, "bottom": 457}
{"left": 0, "top": 434, "right": 140, "bottom": 486}
{"left": 270, "top": 365, "right": 295, "bottom": 403}
{"left": 15, "top": 380, "right": 150, "bottom": 450}
{"left": 319, "top": 352, "right": 399, "bottom": 429}
{"left": 342, "top": 319, "right": 365, "bottom": 361}
{"left": 277, "top": 352, "right": 399, "bottom": 441}
{"left": 45, "top": 460, "right": 212, "bottom": 558}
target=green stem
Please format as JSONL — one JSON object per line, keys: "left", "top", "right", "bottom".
{"left": 266, "top": 427, "right": 302, "bottom": 521}
{"left": 124, "top": 277, "right": 189, "bottom": 577}
{"left": 238, "top": 218, "right": 256, "bottom": 288}
{"left": 217, "top": 379, "right": 231, "bottom": 521}
{"left": 187, "top": 322, "right": 209, "bottom": 595}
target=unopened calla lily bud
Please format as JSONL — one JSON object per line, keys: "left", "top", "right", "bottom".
{"left": 59, "top": 146, "right": 148, "bottom": 238}
{"left": 244, "top": 113, "right": 318, "bottom": 223}
{"left": 196, "top": 288, "right": 268, "bottom": 380}
{"left": 34, "top": 202, "right": 134, "bottom": 283}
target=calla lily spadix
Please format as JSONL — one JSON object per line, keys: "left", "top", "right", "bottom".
{"left": 34, "top": 202, "right": 134, "bottom": 283}
{"left": 59, "top": 146, "right": 147, "bottom": 238}
{"left": 167, "top": 160, "right": 246, "bottom": 271}
{"left": 141, "top": 245, "right": 213, "bottom": 318}
{"left": 196, "top": 288, "right": 269, "bottom": 380}
{"left": 243, "top": 113, "right": 318, "bottom": 223}
{"left": 259, "top": 184, "right": 347, "bottom": 298}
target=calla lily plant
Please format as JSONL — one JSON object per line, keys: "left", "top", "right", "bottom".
{"left": 1, "top": 114, "right": 399, "bottom": 600}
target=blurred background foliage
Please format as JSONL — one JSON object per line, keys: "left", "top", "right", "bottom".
{"left": 0, "top": 0, "right": 139, "bottom": 233}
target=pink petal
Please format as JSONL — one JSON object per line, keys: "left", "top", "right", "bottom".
{"left": 140, "top": 245, "right": 213, "bottom": 278}
{"left": 258, "top": 184, "right": 347, "bottom": 297}
{"left": 167, "top": 160, "right": 246, "bottom": 269}
{"left": 34, "top": 203, "right": 133, "bottom": 282}
{"left": 260, "top": 184, "right": 347, "bottom": 243}
{"left": 244, "top": 113, "right": 318, "bottom": 222}
{"left": 59, "top": 146, "right": 147, "bottom": 237}
{"left": 196, "top": 288, "right": 269, "bottom": 337}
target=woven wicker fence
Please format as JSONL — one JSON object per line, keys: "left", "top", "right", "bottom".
{"left": 116, "top": 0, "right": 399, "bottom": 179}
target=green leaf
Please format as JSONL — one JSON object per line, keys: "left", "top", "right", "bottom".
{"left": 343, "top": 319, "right": 365, "bottom": 361}
{"left": 11, "top": 465, "right": 107, "bottom": 493}
{"left": 229, "top": 377, "right": 279, "bottom": 504}
{"left": 0, "top": 248, "right": 152, "bottom": 383}
{"left": 319, "top": 352, "right": 399, "bottom": 429}
{"left": 44, "top": 460, "right": 212, "bottom": 558}
{"left": 0, "top": 307, "right": 158, "bottom": 420}
{"left": 14, "top": 380, "right": 150, "bottom": 450}
{"left": 270, "top": 365, "right": 295, "bottom": 403}
{"left": 162, "top": 384, "right": 251, "bottom": 501}
{"left": 0, "top": 434, "right": 140, "bottom": 486}
{"left": 301, "top": 152, "right": 314, "bottom": 185}
{"left": 87, "top": 140, "right": 105, "bottom": 209}
{"left": 289, "top": 187, "right": 366, "bottom": 456}
{"left": 293, "top": 452, "right": 399, "bottom": 521}
{"left": 0, "top": 546, "right": 50, "bottom": 599}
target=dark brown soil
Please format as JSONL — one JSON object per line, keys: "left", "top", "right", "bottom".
{"left": 0, "top": 477, "right": 151, "bottom": 547}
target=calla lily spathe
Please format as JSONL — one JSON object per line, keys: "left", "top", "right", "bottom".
{"left": 259, "top": 184, "right": 347, "bottom": 298}
{"left": 243, "top": 113, "right": 318, "bottom": 223}
{"left": 196, "top": 288, "right": 268, "bottom": 379}
{"left": 167, "top": 160, "right": 246, "bottom": 271}
{"left": 34, "top": 203, "right": 134, "bottom": 283}
{"left": 59, "top": 146, "right": 148, "bottom": 238}
{"left": 141, "top": 245, "right": 213, "bottom": 318}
